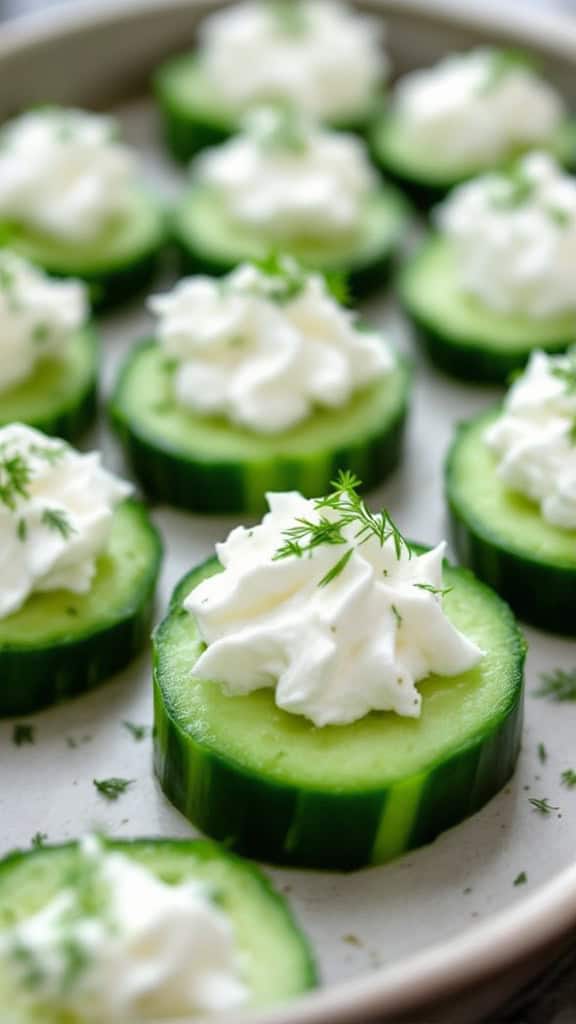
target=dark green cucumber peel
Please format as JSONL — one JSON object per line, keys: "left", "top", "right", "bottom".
{"left": 400, "top": 236, "right": 576, "bottom": 382}
{"left": 371, "top": 114, "right": 576, "bottom": 207}
{"left": 172, "top": 185, "right": 411, "bottom": 299}
{"left": 0, "top": 327, "right": 98, "bottom": 442}
{"left": 0, "top": 501, "right": 162, "bottom": 718}
{"left": 154, "top": 556, "right": 525, "bottom": 871}
{"left": 0, "top": 838, "right": 317, "bottom": 1018}
{"left": 1, "top": 191, "right": 167, "bottom": 309}
{"left": 447, "top": 406, "right": 576, "bottom": 634}
{"left": 110, "top": 340, "right": 411, "bottom": 515}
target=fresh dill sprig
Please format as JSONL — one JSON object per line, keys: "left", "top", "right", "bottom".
{"left": 0, "top": 452, "right": 31, "bottom": 510}
{"left": 13, "top": 724, "right": 35, "bottom": 746}
{"left": 537, "top": 742, "right": 548, "bottom": 764}
{"left": 534, "top": 668, "right": 576, "bottom": 702}
{"left": 561, "top": 769, "right": 576, "bottom": 788}
{"left": 122, "top": 721, "right": 151, "bottom": 742}
{"left": 93, "top": 777, "right": 134, "bottom": 802}
{"left": 528, "top": 796, "right": 558, "bottom": 815}
{"left": 41, "top": 507, "right": 75, "bottom": 539}
{"left": 513, "top": 871, "right": 527, "bottom": 886}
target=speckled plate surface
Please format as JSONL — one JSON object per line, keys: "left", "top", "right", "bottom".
{"left": 0, "top": 3, "right": 575, "bottom": 1022}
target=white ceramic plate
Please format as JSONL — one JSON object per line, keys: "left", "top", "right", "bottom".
{"left": 0, "top": 3, "right": 575, "bottom": 1022}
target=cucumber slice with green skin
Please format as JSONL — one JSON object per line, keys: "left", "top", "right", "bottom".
{"left": 0, "top": 500, "right": 162, "bottom": 718}
{"left": 173, "top": 185, "right": 410, "bottom": 299}
{"left": 0, "top": 327, "right": 97, "bottom": 442}
{"left": 0, "top": 190, "right": 167, "bottom": 310}
{"left": 400, "top": 236, "right": 576, "bottom": 382}
{"left": 110, "top": 340, "right": 411, "bottom": 515}
{"left": 153, "top": 555, "right": 525, "bottom": 871}
{"left": 0, "top": 838, "right": 316, "bottom": 1021}
{"left": 447, "top": 406, "right": 576, "bottom": 634}
{"left": 371, "top": 114, "right": 576, "bottom": 206}
{"left": 154, "top": 54, "right": 381, "bottom": 162}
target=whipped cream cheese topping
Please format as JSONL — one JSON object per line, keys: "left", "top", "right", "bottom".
{"left": 485, "top": 349, "right": 576, "bottom": 529}
{"left": 392, "top": 49, "right": 564, "bottom": 166}
{"left": 199, "top": 0, "right": 386, "bottom": 121}
{"left": 437, "top": 153, "right": 576, "bottom": 317}
{"left": 149, "top": 260, "right": 393, "bottom": 434}
{"left": 197, "top": 107, "right": 376, "bottom": 241}
{"left": 2, "top": 837, "right": 246, "bottom": 1020}
{"left": 186, "top": 484, "right": 482, "bottom": 727}
{"left": 0, "top": 424, "right": 132, "bottom": 620}
{"left": 0, "top": 251, "right": 87, "bottom": 394}
{"left": 0, "top": 109, "right": 137, "bottom": 243}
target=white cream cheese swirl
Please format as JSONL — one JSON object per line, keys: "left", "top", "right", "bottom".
{"left": 0, "top": 424, "right": 132, "bottom": 619}
{"left": 437, "top": 153, "right": 576, "bottom": 317}
{"left": 196, "top": 107, "right": 376, "bottom": 241}
{"left": 0, "top": 251, "right": 87, "bottom": 394}
{"left": 150, "top": 261, "right": 392, "bottom": 434}
{"left": 392, "top": 49, "right": 564, "bottom": 166}
{"left": 186, "top": 491, "right": 482, "bottom": 727}
{"left": 0, "top": 108, "right": 138, "bottom": 243}
{"left": 199, "top": 0, "right": 387, "bottom": 122}
{"left": 485, "top": 349, "right": 576, "bottom": 529}
{"left": 2, "top": 836, "right": 246, "bottom": 1020}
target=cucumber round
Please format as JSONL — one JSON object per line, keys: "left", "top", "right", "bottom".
{"left": 400, "top": 235, "right": 576, "bottom": 382}
{"left": 0, "top": 838, "right": 316, "bottom": 1021}
{"left": 0, "top": 327, "right": 97, "bottom": 442}
{"left": 110, "top": 340, "right": 410, "bottom": 515}
{"left": 153, "top": 555, "right": 525, "bottom": 871}
{"left": 447, "top": 406, "right": 576, "bottom": 634}
{"left": 0, "top": 500, "right": 162, "bottom": 718}
{"left": 154, "top": 54, "right": 381, "bottom": 163}
{"left": 371, "top": 114, "right": 576, "bottom": 206}
{"left": 173, "top": 185, "right": 410, "bottom": 298}
{"left": 0, "top": 190, "right": 167, "bottom": 310}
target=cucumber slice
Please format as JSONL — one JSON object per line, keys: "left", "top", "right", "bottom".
{"left": 371, "top": 113, "right": 576, "bottom": 205}
{"left": 154, "top": 555, "right": 525, "bottom": 870}
{"left": 154, "top": 54, "right": 380, "bottom": 162}
{"left": 0, "top": 190, "right": 167, "bottom": 310}
{"left": 0, "top": 500, "right": 162, "bottom": 718}
{"left": 447, "top": 406, "right": 576, "bottom": 634}
{"left": 0, "top": 838, "right": 316, "bottom": 1020}
{"left": 0, "top": 328, "right": 97, "bottom": 442}
{"left": 400, "top": 235, "right": 576, "bottom": 382}
{"left": 173, "top": 185, "right": 410, "bottom": 298}
{"left": 110, "top": 340, "right": 410, "bottom": 515}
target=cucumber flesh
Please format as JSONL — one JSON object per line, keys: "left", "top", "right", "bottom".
{"left": 400, "top": 236, "right": 576, "bottom": 382}
{"left": 0, "top": 838, "right": 316, "bottom": 1021}
{"left": 110, "top": 340, "right": 410, "bottom": 514}
{"left": 447, "top": 407, "right": 576, "bottom": 633}
{"left": 0, "top": 500, "right": 162, "bottom": 717}
{"left": 154, "top": 556, "right": 525, "bottom": 870}
{"left": 0, "top": 327, "right": 97, "bottom": 442}
{"left": 173, "top": 185, "right": 410, "bottom": 298}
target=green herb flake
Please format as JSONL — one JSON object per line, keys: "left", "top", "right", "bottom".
{"left": 413, "top": 582, "right": 453, "bottom": 598}
{"left": 561, "top": 768, "right": 576, "bottom": 788}
{"left": 13, "top": 723, "right": 35, "bottom": 746}
{"left": 528, "top": 796, "right": 558, "bottom": 815}
{"left": 41, "top": 506, "right": 75, "bottom": 539}
{"left": 537, "top": 742, "right": 548, "bottom": 764}
{"left": 93, "top": 777, "right": 134, "bottom": 802}
{"left": 535, "top": 667, "right": 576, "bottom": 702}
{"left": 513, "top": 871, "right": 527, "bottom": 886}
{"left": 391, "top": 605, "right": 403, "bottom": 627}
{"left": 31, "top": 832, "right": 47, "bottom": 849}
{"left": 0, "top": 452, "right": 31, "bottom": 510}
{"left": 318, "top": 547, "right": 354, "bottom": 588}
{"left": 122, "top": 721, "right": 151, "bottom": 742}
{"left": 17, "top": 517, "right": 27, "bottom": 542}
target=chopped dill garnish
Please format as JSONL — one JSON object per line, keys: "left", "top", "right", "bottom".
{"left": 13, "top": 724, "right": 35, "bottom": 746}
{"left": 93, "top": 778, "right": 134, "bottom": 802}
{"left": 41, "top": 507, "right": 75, "bottom": 539}
{"left": 534, "top": 667, "right": 576, "bottom": 702}
{"left": 528, "top": 796, "right": 558, "bottom": 815}
{"left": 513, "top": 871, "right": 527, "bottom": 886}
{"left": 31, "top": 832, "right": 47, "bottom": 849}
{"left": 0, "top": 452, "right": 31, "bottom": 510}
{"left": 122, "top": 721, "right": 151, "bottom": 742}
{"left": 561, "top": 769, "right": 576, "bottom": 788}
{"left": 537, "top": 742, "right": 548, "bottom": 764}
{"left": 413, "top": 582, "right": 453, "bottom": 598}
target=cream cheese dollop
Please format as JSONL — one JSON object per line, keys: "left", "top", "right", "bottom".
{"left": 149, "top": 260, "right": 393, "bottom": 434}
{"left": 437, "top": 153, "right": 576, "bottom": 317}
{"left": 186, "top": 490, "right": 483, "bottom": 727}
{"left": 199, "top": 0, "right": 386, "bottom": 122}
{"left": 0, "top": 424, "right": 132, "bottom": 620}
{"left": 392, "top": 49, "right": 564, "bottom": 166}
{"left": 196, "top": 107, "right": 376, "bottom": 241}
{"left": 2, "top": 836, "right": 246, "bottom": 1020}
{"left": 0, "top": 251, "right": 87, "bottom": 395}
{"left": 0, "top": 108, "right": 138, "bottom": 243}
{"left": 485, "top": 349, "right": 576, "bottom": 529}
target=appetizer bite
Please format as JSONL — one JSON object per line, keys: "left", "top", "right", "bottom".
{"left": 155, "top": 0, "right": 387, "bottom": 161}
{"left": 0, "top": 251, "right": 96, "bottom": 441}
{"left": 447, "top": 348, "right": 576, "bottom": 633}
{"left": 0, "top": 424, "right": 161, "bottom": 717}
{"left": 400, "top": 153, "right": 576, "bottom": 381}
{"left": 0, "top": 108, "right": 166, "bottom": 307}
{"left": 173, "top": 107, "right": 409, "bottom": 296}
{"left": 111, "top": 257, "right": 410, "bottom": 514}
{"left": 154, "top": 474, "right": 525, "bottom": 870}
{"left": 372, "top": 48, "right": 574, "bottom": 203}
{"left": 0, "top": 835, "right": 315, "bottom": 1020}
